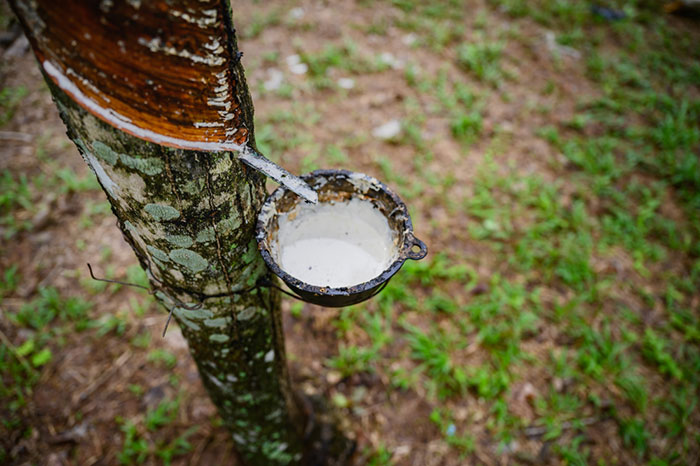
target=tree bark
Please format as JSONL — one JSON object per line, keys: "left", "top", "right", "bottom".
{"left": 10, "top": 1, "right": 353, "bottom": 464}
{"left": 56, "top": 90, "right": 306, "bottom": 464}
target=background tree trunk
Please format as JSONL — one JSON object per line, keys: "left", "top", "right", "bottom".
{"left": 10, "top": 0, "right": 352, "bottom": 464}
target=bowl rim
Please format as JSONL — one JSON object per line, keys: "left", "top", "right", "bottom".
{"left": 255, "top": 168, "right": 427, "bottom": 298}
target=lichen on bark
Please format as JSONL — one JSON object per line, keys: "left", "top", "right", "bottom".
{"left": 53, "top": 85, "right": 306, "bottom": 464}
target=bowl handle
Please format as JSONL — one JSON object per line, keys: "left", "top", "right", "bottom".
{"left": 404, "top": 234, "right": 428, "bottom": 260}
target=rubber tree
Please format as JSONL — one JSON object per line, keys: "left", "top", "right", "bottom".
{"left": 9, "top": 1, "right": 352, "bottom": 464}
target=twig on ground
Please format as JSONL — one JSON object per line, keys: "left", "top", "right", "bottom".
{"left": 72, "top": 350, "right": 131, "bottom": 405}
{"left": 190, "top": 433, "right": 214, "bottom": 466}
{"left": 0, "top": 130, "right": 33, "bottom": 143}
{"left": 523, "top": 416, "right": 604, "bottom": 438}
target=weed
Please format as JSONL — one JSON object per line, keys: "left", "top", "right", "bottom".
{"left": 365, "top": 443, "right": 393, "bottom": 466}
{"left": 659, "top": 386, "right": 696, "bottom": 439}
{"left": 619, "top": 417, "right": 650, "bottom": 458}
{"left": 128, "top": 384, "right": 144, "bottom": 397}
{"left": 0, "top": 265, "right": 19, "bottom": 299}
{"left": 299, "top": 41, "right": 380, "bottom": 84}
{"left": 243, "top": 9, "right": 282, "bottom": 39}
{"left": 489, "top": 0, "right": 530, "bottom": 18}
{"left": 0, "top": 170, "right": 33, "bottom": 238}
{"left": 328, "top": 344, "right": 377, "bottom": 377}
{"left": 289, "top": 302, "right": 303, "bottom": 319}
{"left": 450, "top": 111, "right": 483, "bottom": 143}
{"left": 641, "top": 329, "right": 683, "bottom": 381}
{"left": 118, "top": 420, "right": 148, "bottom": 464}
{"left": 573, "top": 322, "right": 629, "bottom": 379}
{"left": 9, "top": 287, "right": 91, "bottom": 330}
{"left": 125, "top": 264, "right": 150, "bottom": 289}
{"left": 555, "top": 435, "right": 589, "bottom": 466}
{"left": 30, "top": 348, "right": 52, "bottom": 367}
{"left": 615, "top": 372, "right": 648, "bottom": 413}
{"left": 147, "top": 349, "right": 177, "bottom": 369}
{"left": 155, "top": 427, "right": 197, "bottom": 465}
{"left": 0, "top": 85, "right": 28, "bottom": 126}
{"left": 389, "top": 366, "right": 420, "bottom": 390}
{"left": 131, "top": 331, "right": 151, "bottom": 349}
{"left": 94, "top": 313, "right": 128, "bottom": 337}
{"left": 403, "top": 324, "right": 467, "bottom": 399}
{"left": 55, "top": 168, "right": 100, "bottom": 193}
{"left": 145, "top": 397, "right": 179, "bottom": 431}
{"left": 456, "top": 40, "right": 505, "bottom": 85}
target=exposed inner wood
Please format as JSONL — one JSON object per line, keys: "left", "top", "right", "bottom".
{"left": 16, "top": 0, "right": 249, "bottom": 148}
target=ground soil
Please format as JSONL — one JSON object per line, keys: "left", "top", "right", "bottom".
{"left": 1, "top": 1, "right": 699, "bottom": 465}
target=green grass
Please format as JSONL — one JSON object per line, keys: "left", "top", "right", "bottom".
{"left": 456, "top": 40, "right": 506, "bottom": 85}
{"left": 242, "top": 9, "right": 283, "bottom": 39}
{"left": 0, "top": 170, "right": 33, "bottom": 238}
{"left": 297, "top": 40, "right": 391, "bottom": 89}
{"left": 1, "top": 287, "right": 93, "bottom": 442}
{"left": 117, "top": 401, "right": 196, "bottom": 466}
{"left": 0, "top": 164, "right": 100, "bottom": 239}
{"left": 3, "top": 0, "right": 700, "bottom": 463}
{"left": 318, "top": 0, "right": 700, "bottom": 462}
{"left": 404, "top": 323, "right": 468, "bottom": 399}
{"left": 0, "top": 85, "right": 28, "bottom": 127}
{"left": 147, "top": 349, "right": 178, "bottom": 369}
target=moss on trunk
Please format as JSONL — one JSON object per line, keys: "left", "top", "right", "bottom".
{"left": 52, "top": 82, "right": 306, "bottom": 464}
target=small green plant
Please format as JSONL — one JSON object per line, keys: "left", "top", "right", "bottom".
{"left": 573, "top": 322, "right": 629, "bottom": 379}
{"left": 555, "top": 435, "right": 590, "bottom": 466}
{"left": 615, "top": 372, "right": 648, "bottom": 412}
{"left": 128, "top": 384, "right": 144, "bottom": 397}
{"left": 125, "top": 264, "right": 150, "bottom": 289}
{"left": 450, "top": 111, "right": 483, "bottom": 143}
{"left": 403, "top": 324, "right": 467, "bottom": 399}
{"left": 641, "top": 329, "right": 683, "bottom": 381}
{"left": 9, "top": 287, "right": 91, "bottom": 330}
{"left": 130, "top": 331, "right": 151, "bottom": 349}
{"left": 155, "top": 427, "right": 197, "bottom": 465}
{"left": 55, "top": 168, "right": 100, "bottom": 193}
{"left": 365, "top": 443, "right": 393, "bottom": 466}
{"left": 30, "top": 348, "right": 52, "bottom": 367}
{"left": 242, "top": 9, "right": 282, "bottom": 39}
{"left": 0, "top": 85, "right": 28, "bottom": 126}
{"left": 117, "top": 420, "right": 149, "bottom": 464}
{"left": 0, "top": 265, "right": 19, "bottom": 299}
{"left": 619, "top": 417, "right": 651, "bottom": 458}
{"left": 290, "top": 302, "right": 304, "bottom": 318}
{"left": 299, "top": 41, "right": 379, "bottom": 83}
{"left": 0, "top": 170, "right": 34, "bottom": 238}
{"left": 94, "top": 313, "right": 128, "bottom": 337}
{"left": 456, "top": 40, "right": 505, "bottom": 84}
{"left": 489, "top": 0, "right": 530, "bottom": 18}
{"left": 327, "top": 344, "right": 377, "bottom": 377}
{"left": 145, "top": 397, "right": 180, "bottom": 431}
{"left": 147, "top": 349, "right": 177, "bottom": 369}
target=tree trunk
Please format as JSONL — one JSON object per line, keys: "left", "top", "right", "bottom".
{"left": 10, "top": 1, "right": 352, "bottom": 464}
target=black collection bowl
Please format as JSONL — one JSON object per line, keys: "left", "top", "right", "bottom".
{"left": 255, "top": 169, "right": 428, "bottom": 307}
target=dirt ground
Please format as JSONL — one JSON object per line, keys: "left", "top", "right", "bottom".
{"left": 2, "top": 0, "right": 699, "bottom": 465}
